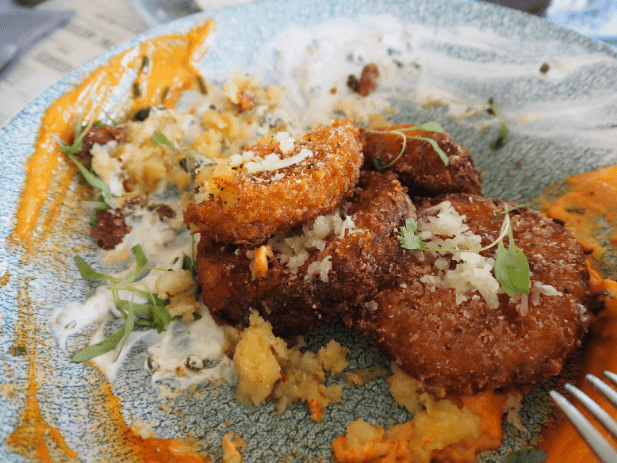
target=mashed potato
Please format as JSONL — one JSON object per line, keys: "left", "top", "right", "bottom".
{"left": 233, "top": 312, "right": 348, "bottom": 422}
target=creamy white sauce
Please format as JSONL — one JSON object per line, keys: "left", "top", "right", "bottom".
{"left": 146, "top": 307, "right": 235, "bottom": 389}
{"left": 258, "top": 15, "right": 617, "bottom": 154}
{"left": 52, "top": 219, "right": 232, "bottom": 389}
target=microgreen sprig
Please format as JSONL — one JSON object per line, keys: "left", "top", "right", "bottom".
{"left": 398, "top": 204, "right": 530, "bottom": 297}
{"left": 368, "top": 121, "right": 450, "bottom": 172}
{"left": 71, "top": 245, "right": 176, "bottom": 362}
{"left": 451, "top": 98, "right": 509, "bottom": 149}
{"left": 55, "top": 115, "right": 115, "bottom": 209}
{"left": 151, "top": 133, "right": 211, "bottom": 160}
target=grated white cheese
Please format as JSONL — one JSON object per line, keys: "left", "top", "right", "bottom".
{"left": 305, "top": 256, "right": 333, "bottom": 282}
{"left": 417, "top": 201, "right": 501, "bottom": 309}
{"left": 531, "top": 281, "right": 562, "bottom": 305}
{"left": 274, "top": 131, "right": 295, "bottom": 154}
{"left": 268, "top": 205, "right": 361, "bottom": 276}
{"left": 244, "top": 148, "right": 314, "bottom": 173}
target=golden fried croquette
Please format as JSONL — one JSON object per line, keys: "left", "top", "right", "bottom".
{"left": 184, "top": 119, "right": 363, "bottom": 245}
{"left": 362, "top": 124, "right": 482, "bottom": 197}
{"left": 195, "top": 171, "right": 415, "bottom": 338}
{"left": 354, "top": 194, "right": 590, "bottom": 394}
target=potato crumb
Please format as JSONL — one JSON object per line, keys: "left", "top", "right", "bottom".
{"left": 333, "top": 366, "right": 485, "bottom": 463}
{"left": 222, "top": 432, "right": 245, "bottom": 463}
{"left": 233, "top": 313, "right": 284, "bottom": 406}
{"left": 130, "top": 418, "right": 155, "bottom": 439}
{"left": 343, "top": 365, "right": 389, "bottom": 387}
{"left": 232, "top": 313, "right": 348, "bottom": 421}
{"left": 504, "top": 394, "right": 526, "bottom": 432}
{"left": 154, "top": 269, "right": 199, "bottom": 322}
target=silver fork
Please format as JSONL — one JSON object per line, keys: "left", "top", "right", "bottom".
{"left": 550, "top": 371, "right": 617, "bottom": 463}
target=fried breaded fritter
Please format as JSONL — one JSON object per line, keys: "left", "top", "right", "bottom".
{"left": 362, "top": 125, "right": 482, "bottom": 197}
{"left": 354, "top": 194, "right": 590, "bottom": 393}
{"left": 196, "top": 171, "right": 415, "bottom": 338}
{"left": 185, "top": 119, "right": 363, "bottom": 245}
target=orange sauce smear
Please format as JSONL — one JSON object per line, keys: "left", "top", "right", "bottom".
{"left": 539, "top": 166, "right": 617, "bottom": 462}
{"left": 543, "top": 166, "right": 617, "bottom": 258}
{"left": 6, "top": 362, "right": 79, "bottom": 462}
{"left": 11, "top": 20, "right": 214, "bottom": 245}
{"left": 100, "top": 384, "right": 211, "bottom": 463}
{"left": 7, "top": 20, "right": 215, "bottom": 462}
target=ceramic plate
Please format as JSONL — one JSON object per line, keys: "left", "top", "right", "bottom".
{"left": 1, "top": 0, "right": 617, "bottom": 461}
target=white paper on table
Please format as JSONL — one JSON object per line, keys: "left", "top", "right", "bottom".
{"left": 0, "top": 0, "right": 149, "bottom": 126}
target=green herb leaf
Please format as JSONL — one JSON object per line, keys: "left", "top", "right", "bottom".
{"left": 366, "top": 122, "right": 449, "bottom": 171}
{"left": 373, "top": 156, "right": 388, "bottom": 172}
{"left": 410, "top": 136, "right": 450, "bottom": 167}
{"left": 131, "top": 244, "right": 148, "bottom": 270}
{"left": 71, "top": 324, "right": 126, "bottom": 362}
{"left": 398, "top": 206, "right": 531, "bottom": 298}
{"left": 116, "top": 298, "right": 135, "bottom": 360}
{"left": 398, "top": 217, "right": 427, "bottom": 251}
{"left": 495, "top": 238, "right": 530, "bottom": 298}
{"left": 74, "top": 256, "right": 118, "bottom": 282}
{"left": 151, "top": 133, "right": 177, "bottom": 150}
{"left": 505, "top": 448, "right": 547, "bottom": 463}
{"left": 416, "top": 121, "right": 445, "bottom": 133}
{"left": 66, "top": 153, "right": 115, "bottom": 206}
{"left": 450, "top": 99, "right": 510, "bottom": 149}
{"left": 182, "top": 235, "right": 201, "bottom": 301}
{"left": 72, "top": 244, "right": 175, "bottom": 362}
{"left": 151, "top": 133, "right": 211, "bottom": 161}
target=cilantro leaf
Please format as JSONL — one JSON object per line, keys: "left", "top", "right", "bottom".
{"left": 398, "top": 217, "right": 427, "bottom": 251}
{"left": 505, "top": 448, "right": 547, "bottom": 463}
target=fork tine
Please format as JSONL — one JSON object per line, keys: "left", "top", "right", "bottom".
{"left": 566, "top": 382, "right": 617, "bottom": 437}
{"left": 604, "top": 371, "right": 617, "bottom": 387}
{"left": 587, "top": 374, "right": 617, "bottom": 414}
{"left": 550, "top": 390, "right": 617, "bottom": 463}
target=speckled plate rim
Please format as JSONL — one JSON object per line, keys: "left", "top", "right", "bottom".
{"left": 1, "top": 0, "right": 617, "bottom": 462}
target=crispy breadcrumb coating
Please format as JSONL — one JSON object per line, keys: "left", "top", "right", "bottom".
{"left": 354, "top": 194, "right": 590, "bottom": 393}
{"left": 185, "top": 119, "right": 363, "bottom": 245}
{"left": 195, "top": 171, "right": 415, "bottom": 338}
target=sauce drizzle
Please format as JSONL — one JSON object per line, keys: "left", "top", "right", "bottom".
{"left": 11, "top": 20, "right": 214, "bottom": 245}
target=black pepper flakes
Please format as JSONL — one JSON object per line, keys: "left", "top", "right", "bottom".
{"left": 540, "top": 62, "right": 550, "bottom": 74}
